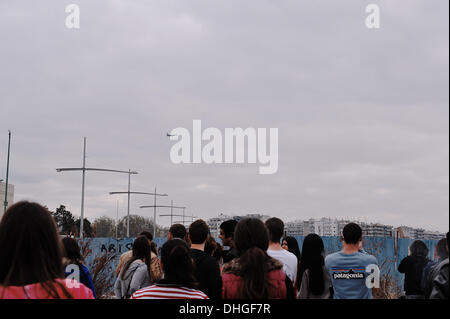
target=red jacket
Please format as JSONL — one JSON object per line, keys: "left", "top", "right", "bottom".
{"left": 0, "top": 279, "right": 95, "bottom": 299}
{"left": 221, "top": 257, "right": 288, "bottom": 299}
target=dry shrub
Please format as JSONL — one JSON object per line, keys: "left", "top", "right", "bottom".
{"left": 77, "top": 238, "right": 117, "bottom": 299}
{"left": 363, "top": 239, "right": 402, "bottom": 299}
{"left": 90, "top": 251, "right": 117, "bottom": 298}
{"left": 372, "top": 257, "right": 402, "bottom": 299}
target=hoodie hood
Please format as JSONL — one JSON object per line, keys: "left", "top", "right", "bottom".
{"left": 121, "top": 260, "right": 145, "bottom": 280}
{"left": 222, "top": 255, "right": 283, "bottom": 276}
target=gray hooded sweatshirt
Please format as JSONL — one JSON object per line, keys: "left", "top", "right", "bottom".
{"left": 114, "top": 260, "right": 151, "bottom": 299}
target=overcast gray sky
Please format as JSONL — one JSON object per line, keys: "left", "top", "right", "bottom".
{"left": 0, "top": 0, "right": 448, "bottom": 232}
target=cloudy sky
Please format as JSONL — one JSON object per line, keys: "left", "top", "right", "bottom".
{"left": 0, "top": 0, "right": 448, "bottom": 232}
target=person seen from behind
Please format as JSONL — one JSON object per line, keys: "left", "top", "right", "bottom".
{"left": 219, "top": 220, "right": 239, "bottom": 263}
{"left": 188, "top": 219, "right": 222, "bottom": 299}
{"left": 0, "top": 201, "right": 93, "bottom": 299}
{"left": 429, "top": 232, "right": 449, "bottom": 299}
{"left": 265, "top": 218, "right": 298, "bottom": 285}
{"left": 221, "top": 218, "right": 295, "bottom": 299}
{"left": 421, "top": 237, "right": 448, "bottom": 298}
{"left": 204, "top": 236, "right": 223, "bottom": 267}
{"left": 167, "top": 224, "right": 187, "bottom": 241}
{"left": 325, "top": 223, "right": 378, "bottom": 299}
{"left": 297, "top": 234, "right": 332, "bottom": 299}
{"left": 115, "top": 231, "right": 162, "bottom": 281}
{"left": 114, "top": 236, "right": 153, "bottom": 299}
{"left": 398, "top": 240, "right": 430, "bottom": 299}
{"left": 131, "top": 238, "right": 208, "bottom": 299}
{"left": 62, "top": 237, "right": 96, "bottom": 298}
{"left": 282, "top": 236, "right": 302, "bottom": 291}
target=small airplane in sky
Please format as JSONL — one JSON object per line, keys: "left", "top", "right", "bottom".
{"left": 166, "top": 132, "right": 175, "bottom": 137}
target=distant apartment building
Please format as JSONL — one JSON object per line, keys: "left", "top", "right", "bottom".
{"left": 208, "top": 214, "right": 444, "bottom": 241}
{"left": 287, "top": 218, "right": 398, "bottom": 238}
{"left": 0, "top": 181, "right": 14, "bottom": 219}
{"left": 286, "top": 218, "right": 339, "bottom": 237}
{"left": 420, "top": 230, "right": 445, "bottom": 241}
{"left": 285, "top": 220, "right": 304, "bottom": 237}
{"left": 362, "top": 223, "right": 393, "bottom": 237}
{"left": 396, "top": 226, "right": 445, "bottom": 240}
{"left": 320, "top": 218, "right": 339, "bottom": 236}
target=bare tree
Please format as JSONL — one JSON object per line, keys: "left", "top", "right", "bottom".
{"left": 93, "top": 216, "right": 116, "bottom": 237}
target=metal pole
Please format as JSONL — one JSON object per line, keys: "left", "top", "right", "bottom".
{"left": 80, "top": 137, "right": 86, "bottom": 239}
{"left": 127, "top": 169, "right": 131, "bottom": 237}
{"left": 170, "top": 200, "right": 173, "bottom": 225}
{"left": 3, "top": 130, "right": 11, "bottom": 214}
{"left": 153, "top": 187, "right": 157, "bottom": 237}
{"left": 116, "top": 200, "right": 119, "bottom": 240}
{"left": 182, "top": 207, "right": 185, "bottom": 225}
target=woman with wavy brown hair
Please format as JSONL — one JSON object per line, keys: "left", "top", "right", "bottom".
{"left": 221, "top": 218, "right": 295, "bottom": 299}
{"left": 0, "top": 201, "right": 94, "bottom": 299}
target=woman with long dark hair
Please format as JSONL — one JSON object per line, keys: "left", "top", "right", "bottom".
{"left": 114, "top": 236, "right": 152, "bottom": 299}
{"left": 131, "top": 238, "right": 208, "bottom": 299}
{"left": 297, "top": 233, "right": 332, "bottom": 299}
{"left": 0, "top": 201, "right": 94, "bottom": 299}
{"left": 221, "top": 218, "right": 295, "bottom": 299}
{"left": 62, "top": 237, "right": 96, "bottom": 298}
{"left": 282, "top": 236, "right": 302, "bottom": 291}
{"left": 398, "top": 240, "right": 430, "bottom": 299}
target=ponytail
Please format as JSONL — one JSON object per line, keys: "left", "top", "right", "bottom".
{"left": 238, "top": 246, "right": 271, "bottom": 299}
{"left": 161, "top": 239, "right": 197, "bottom": 289}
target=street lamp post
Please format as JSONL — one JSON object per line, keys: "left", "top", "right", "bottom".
{"left": 109, "top": 190, "right": 168, "bottom": 237}
{"left": 173, "top": 210, "right": 198, "bottom": 226}
{"left": 56, "top": 137, "right": 138, "bottom": 239}
{"left": 157, "top": 200, "right": 187, "bottom": 225}
{"left": 3, "top": 130, "right": 11, "bottom": 214}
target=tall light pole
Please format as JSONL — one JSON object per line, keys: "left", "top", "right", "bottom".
{"left": 109, "top": 190, "right": 168, "bottom": 237}
{"left": 116, "top": 200, "right": 119, "bottom": 240}
{"left": 157, "top": 200, "right": 187, "bottom": 225}
{"left": 3, "top": 130, "right": 11, "bottom": 214}
{"left": 138, "top": 188, "right": 175, "bottom": 236}
{"left": 56, "top": 137, "right": 138, "bottom": 239}
{"left": 173, "top": 209, "right": 198, "bottom": 226}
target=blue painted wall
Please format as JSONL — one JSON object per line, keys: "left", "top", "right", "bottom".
{"left": 82, "top": 236, "right": 441, "bottom": 294}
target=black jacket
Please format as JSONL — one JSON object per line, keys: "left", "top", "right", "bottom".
{"left": 430, "top": 258, "right": 449, "bottom": 299}
{"left": 190, "top": 249, "right": 222, "bottom": 299}
{"left": 223, "top": 247, "right": 239, "bottom": 264}
{"left": 398, "top": 255, "right": 429, "bottom": 295}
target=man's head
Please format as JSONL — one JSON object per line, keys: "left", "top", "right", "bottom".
{"left": 436, "top": 238, "right": 448, "bottom": 260}
{"left": 265, "top": 217, "right": 284, "bottom": 244}
{"left": 188, "top": 219, "right": 209, "bottom": 245}
{"left": 446, "top": 232, "right": 449, "bottom": 253}
{"left": 342, "top": 223, "right": 363, "bottom": 245}
{"left": 139, "top": 231, "right": 153, "bottom": 243}
{"left": 219, "top": 219, "right": 238, "bottom": 247}
{"left": 168, "top": 223, "right": 187, "bottom": 241}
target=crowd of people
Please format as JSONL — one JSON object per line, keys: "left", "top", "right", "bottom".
{"left": 0, "top": 200, "right": 448, "bottom": 299}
